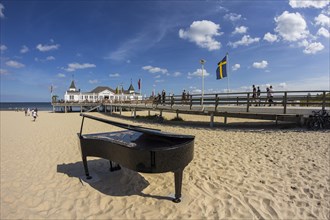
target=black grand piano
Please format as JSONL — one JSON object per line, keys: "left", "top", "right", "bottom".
{"left": 77, "top": 113, "right": 195, "bottom": 203}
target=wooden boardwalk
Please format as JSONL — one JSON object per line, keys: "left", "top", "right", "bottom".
{"left": 52, "top": 90, "right": 330, "bottom": 126}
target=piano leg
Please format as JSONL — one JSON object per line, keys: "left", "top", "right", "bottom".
{"left": 173, "top": 169, "right": 183, "bottom": 203}
{"left": 82, "top": 156, "right": 92, "bottom": 179}
{"left": 109, "top": 160, "right": 121, "bottom": 172}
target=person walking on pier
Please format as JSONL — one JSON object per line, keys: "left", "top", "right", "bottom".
{"left": 269, "top": 85, "right": 274, "bottom": 106}
{"left": 157, "top": 93, "right": 161, "bottom": 104}
{"left": 252, "top": 85, "right": 257, "bottom": 106}
{"left": 266, "top": 86, "right": 274, "bottom": 106}
{"left": 162, "top": 90, "right": 166, "bottom": 104}
{"left": 257, "top": 86, "right": 261, "bottom": 106}
{"left": 182, "top": 90, "right": 186, "bottom": 104}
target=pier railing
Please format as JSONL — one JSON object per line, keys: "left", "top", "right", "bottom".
{"left": 133, "top": 90, "right": 329, "bottom": 112}
{"left": 53, "top": 90, "right": 330, "bottom": 113}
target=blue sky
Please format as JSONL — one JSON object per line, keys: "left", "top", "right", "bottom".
{"left": 0, "top": 0, "right": 329, "bottom": 102}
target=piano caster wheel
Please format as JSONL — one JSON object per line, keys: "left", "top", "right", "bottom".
{"left": 110, "top": 165, "right": 121, "bottom": 172}
{"left": 86, "top": 176, "right": 92, "bottom": 180}
{"left": 172, "top": 198, "right": 181, "bottom": 203}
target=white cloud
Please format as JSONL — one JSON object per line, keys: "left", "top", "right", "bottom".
{"left": 57, "top": 73, "right": 66, "bottom": 78}
{"left": 263, "top": 32, "right": 278, "bottom": 42}
{"left": 65, "top": 63, "right": 96, "bottom": 72}
{"left": 0, "top": 69, "right": 9, "bottom": 75}
{"left": 252, "top": 60, "right": 268, "bottom": 69}
{"left": 0, "top": 44, "right": 7, "bottom": 52}
{"left": 5, "top": 60, "right": 25, "bottom": 68}
{"left": 35, "top": 56, "right": 55, "bottom": 62}
{"left": 233, "top": 26, "right": 248, "bottom": 34}
{"left": 0, "top": 3, "right": 4, "bottom": 18}
{"left": 274, "top": 11, "right": 309, "bottom": 42}
{"left": 232, "top": 64, "right": 240, "bottom": 71}
{"left": 89, "top": 79, "right": 99, "bottom": 84}
{"left": 228, "top": 35, "right": 260, "bottom": 48}
{"left": 191, "top": 88, "right": 202, "bottom": 94}
{"left": 173, "top": 71, "right": 182, "bottom": 77}
{"left": 224, "top": 13, "right": 242, "bottom": 21}
{"left": 109, "top": 73, "right": 120, "bottom": 77}
{"left": 278, "top": 82, "right": 287, "bottom": 88}
{"left": 303, "top": 41, "right": 325, "bottom": 54}
{"left": 315, "top": 14, "right": 330, "bottom": 27}
{"left": 155, "top": 79, "right": 164, "bottom": 83}
{"left": 36, "top": 43, "right": 60, "bottom": 52}
{"left": 20, "top": 45, "right": 29, "bottom": 54}
{"left": 279, "top": 76, "right": 329, "bottom": 90}
{"left": 289, "top": 0, "right": 329, "bottom": 8}
{"left": 142, "top": 65, "right": 168, "bottom": 74}
{"left": 322, "top": 6, "right": 330, "bottom": 15}
{"left": 179, "top": 20, "right": 222, "bottom": 51}
{"left": 46, "top": 56, "right": 55, "bottom": 61}
{"left": 188, "top": 68, "right": 210, "bottom": 77}
{"left": 154, "top": 75, "right": 161, "bottom": 79}
{"left": 317, "top": 27, "right": 330, "bottom": 38}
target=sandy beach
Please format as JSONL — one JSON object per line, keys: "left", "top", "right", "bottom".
{"left": 1, "top": 110, "right": 329, "bottom": 219}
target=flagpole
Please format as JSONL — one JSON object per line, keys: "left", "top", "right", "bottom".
{"left": 226, "top": 53, "right": 229, "bottom": 93}
{"left": 50, "top": 85, "right": 53, "bottom": 102}
{"left": 139, "top": 79, "right": 142, "bottom": 100}
{"left": 200, "top": 59, "right": 206, "bottom": 106}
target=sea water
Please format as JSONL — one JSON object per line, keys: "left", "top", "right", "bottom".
{"left": 0, "top": 102, "right": 53, "bottom": 111}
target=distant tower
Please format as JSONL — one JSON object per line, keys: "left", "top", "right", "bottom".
{"left": 68, "top": 74, "right": 77, "bottom": 92}
{"left": 127, "top": 79, "right": 135, "bottom": 94}
{"left": 68, "top": 80, "right": 77, "bottom": 92}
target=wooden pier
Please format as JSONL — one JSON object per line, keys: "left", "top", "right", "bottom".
{"left": 52, "top": 90, "right": 330, "bottom": 127}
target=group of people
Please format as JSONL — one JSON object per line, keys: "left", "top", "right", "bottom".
{"left": 155, "top": 90, "right": 167, "bottom": 104}
{"left": 24, "top": 108, "right": 38, "bottom": 122}
{"left": 252, "top": 85, "right": 274, "bottom": 106}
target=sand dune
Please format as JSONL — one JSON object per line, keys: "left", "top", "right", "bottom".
{"left": 1, "top": 110, "right": 329, "bottom": 219}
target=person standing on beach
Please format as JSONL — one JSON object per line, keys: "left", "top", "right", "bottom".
{"left": 32, "top": 110, "right": 37, "bottom": 122}
{"left": 24, "top": 108, "right": 27, "bottom": 116}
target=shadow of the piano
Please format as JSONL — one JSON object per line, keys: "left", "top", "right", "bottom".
{"left": 57, "top": 159, "right": 173, "bottom": 201}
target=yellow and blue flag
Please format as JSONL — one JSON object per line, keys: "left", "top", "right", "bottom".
{"left": 216, "top": 55, "right": 227, "bottom": 79}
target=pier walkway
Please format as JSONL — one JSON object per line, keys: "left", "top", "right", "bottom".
{"left": 52, "top": 90, "right": 329, "bottom": 127}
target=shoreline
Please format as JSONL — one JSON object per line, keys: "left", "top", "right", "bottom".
{"left": 1, "top": 111, "right": 329, "bottom": 219}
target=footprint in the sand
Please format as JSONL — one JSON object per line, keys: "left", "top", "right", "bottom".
{"left": 262, "top": 198, "right": 279, "bottom": 219}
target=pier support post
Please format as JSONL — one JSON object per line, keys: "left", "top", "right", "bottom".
{"left": 148, "top": 110, "right": 150, "bottom": 116}
{"left": 224, "top": 115, "right": 227, "bottom": 124}
{"left": 176, "top": 111, "right": 179, "bottom": 119}
{"left": 210, "top": 113, "right": 214, "bottom": 127}
{"left": 110, "top": 105, "right": 112, "bottom": 115}
{"left": 134, "top": 108, "right": 136, "bottom": 118}
{"left": 160, "top": 110, "right": 163, "bottom": 117}
{"left": 120, "top": 107, "right": 122, "bottom": 115}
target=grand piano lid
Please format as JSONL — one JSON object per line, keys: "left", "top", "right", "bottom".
{"left": 80, "top": 113, "right": 195, "bottom": 139}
